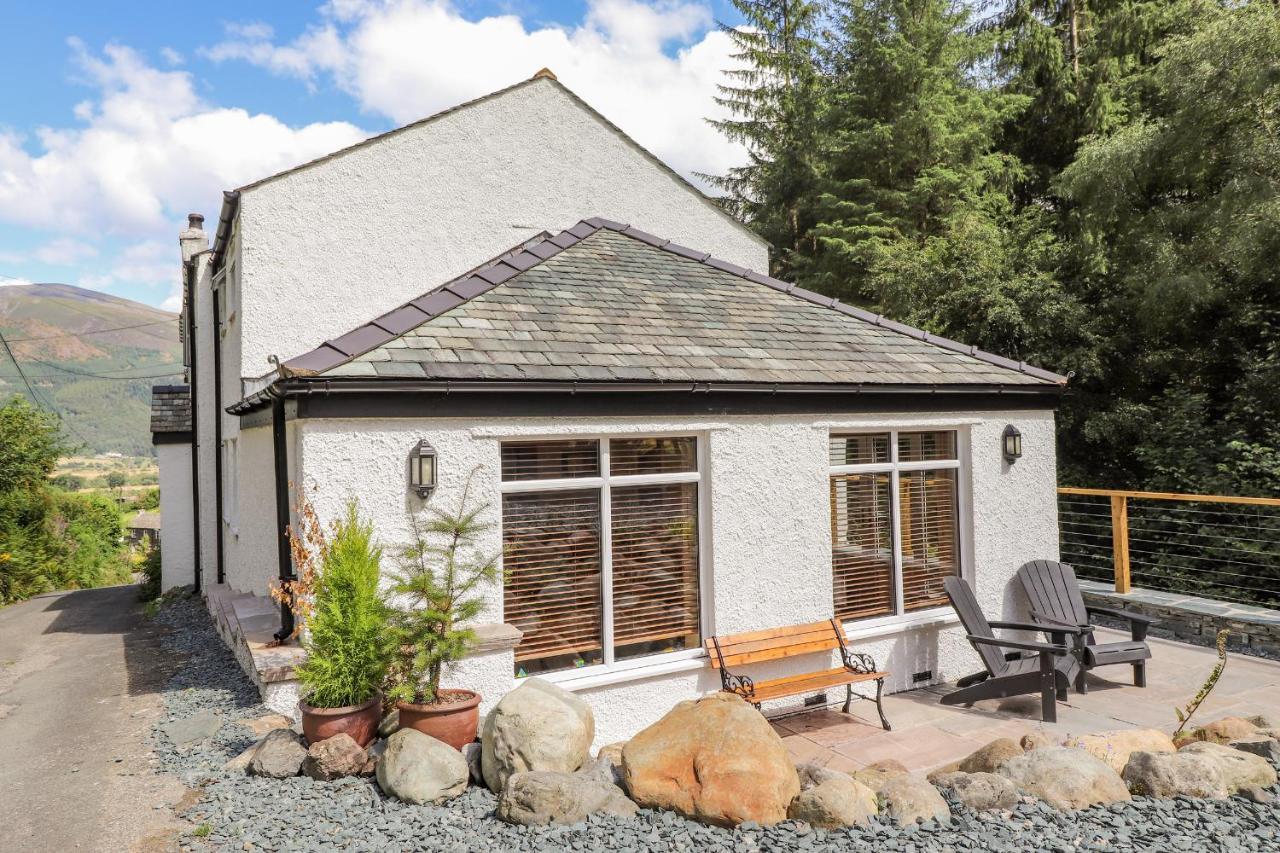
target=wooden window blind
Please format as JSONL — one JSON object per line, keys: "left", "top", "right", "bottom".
{"left": 501, "top": 439, "right": 599, "bottom": 482}
{"left": 900, "top": 469, "right": 959, "bottom": 611}
{"left": 898, "top": 431, "right": 957, "bottom": 463}
{"left": 830, "top": 433, "right": 890, "bottom": 466}
{"left": 611, "top": 482, "right": 700, "bottom": 660}
{"left": 501, "top": 489, "right": 603, "bottom": 675}
{"left": 609, "top": 437, "right": 697, "bottom": 476}
{"left": 830, "top": 472, "right": 894, "bottom": 620}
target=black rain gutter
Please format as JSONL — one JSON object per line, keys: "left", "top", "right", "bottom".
{"left": 209, "top": 190, "right": 240, "bottom": 274}
{"left": 211, "top": 286, "right": 225, "bottom": 585}
{"left": 228, "top": 377, "right": 1064, "bottom": 416}
{"left": 183, "top": 259, "right": 202, "bottom": 594}
{"left": 271, "top": 395, "right": 295, "bottom": 641}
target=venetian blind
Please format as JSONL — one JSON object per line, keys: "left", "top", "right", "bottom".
{"left": 900, "top": 469, "right": 959, "bottom": 611}
{"left": 501, "top": 488, "right": 603, "bottom": 671}
{"left": 501, "top": 439, "right": 599, "bottom": 482}
{"left": 830, "top": 471, "right": 895, "bottom": 620}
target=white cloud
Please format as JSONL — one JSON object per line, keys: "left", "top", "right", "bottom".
{"left": 0, "top": 39, "right": 369, "bottom": 238}
{"left": 201, "top": 0, "right": 746, "bottom": 184}
{"left": 0, "top": 274, "right": 33, "bottom": 287}
{"left": 160, "top": 46, "right": 184, "bottom": 66}
{"left": 33, "top": 237, "right": 99, "bottom": 265}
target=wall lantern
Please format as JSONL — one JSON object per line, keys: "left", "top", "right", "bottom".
{"left": 1002, "top": 425, "right": 1023, "bottom": 463}
{"left": 410, "top": 439, "right": 437, "bottom": 498}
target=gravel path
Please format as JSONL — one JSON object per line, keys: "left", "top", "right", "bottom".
{"left": 154, "top": 596, "right": 1280, "bottom": 852}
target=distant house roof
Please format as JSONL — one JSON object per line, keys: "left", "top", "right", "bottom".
{"left": 129, "top": 511, "right": 161, "bottom": 531}
{"left": 150, "top": 385, "right": 192, "bottom": 439}
{"left": 268, "top": 219, "right": 1065, "bottom": 393}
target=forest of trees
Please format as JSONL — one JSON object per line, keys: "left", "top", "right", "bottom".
{"left": 710, "top": 0, "right": 1280, "bottom": 496}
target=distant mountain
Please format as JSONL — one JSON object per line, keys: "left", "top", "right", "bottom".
{"left": 0, "top": 283, "right": 183, "bottom": 455}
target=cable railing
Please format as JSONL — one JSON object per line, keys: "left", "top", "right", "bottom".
{"left": 1057, "top": 488, "right": 1280, "bottom": 609}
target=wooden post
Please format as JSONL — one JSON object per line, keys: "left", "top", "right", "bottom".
{"left": 1110, "top": 494, "right": 1131, "bottom": 593}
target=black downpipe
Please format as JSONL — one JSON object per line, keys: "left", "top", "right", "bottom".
{"left": 211, "top": 286, "right": 225, "bottom": 585}
{"left": 271, "top": 396, "right": 295, "bottom": 641}
{"left": 185, "top": 261, "right": 202, "bottom": 594}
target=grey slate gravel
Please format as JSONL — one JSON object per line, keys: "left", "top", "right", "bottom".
{"left": 154, "top": 595, "right": 1280, "bottom": 851}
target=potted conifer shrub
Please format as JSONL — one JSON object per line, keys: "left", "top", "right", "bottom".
{"left": 386, "top": 474, "right": 500, "bottom": 749}
{"left": 296, "top": 501, "right": 392, "bottom": 747}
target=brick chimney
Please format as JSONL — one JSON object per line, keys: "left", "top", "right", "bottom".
{"left": 179, "top": 213, "right": 207, "bottom": 264}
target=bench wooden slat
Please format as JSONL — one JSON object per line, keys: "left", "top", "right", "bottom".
{"left": 706, "top": 620, "right": 835, "bottom": 647}
{"left": 751, "top": 668, "right": 888, "bottom": 703}
{"left": 751, "top": 665, "right": 888, "bottom": 694}
{"left": 710, "top": 637, "right": 841, "bottom": 669}
{"left": 704, "top": 625, "right": 835, "bottom": 655}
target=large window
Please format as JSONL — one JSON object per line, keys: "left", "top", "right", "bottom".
{"left": 501, "top": 436, "right": 703, "bottom": 677}
{"left": 830, "top": 430, "right": 962, "bottom": 622}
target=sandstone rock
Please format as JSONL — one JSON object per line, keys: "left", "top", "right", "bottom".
{"left": 622, "top": 692, "right": 799, "bottom": 827}
{"left": 596, "top": 741, "right": 626, "bottom": 766}
{"left": 1228, "top": 735, "right": 1280, "bottom": 763}
{"left": 855, "top": 759, "right": 908, "bottom": 792}
{"left": 1063, "top": 729, "right": 1177, "bottom": 775}
{"left": 958, "top": 738, "right": 1023, "bottom": 774}
{"left": 302, "top": 733, "right": 367, "bottom": 781}
{"left": 925, "top": 761, "right": 962, "bottom": 785}
{"left": 578, "top": 753, "right": 624, "bottom": 788}
{"left": 877, "top": 774, "right": 950, "bottom": 824}
{"left": 1121, "top": 750, "right": 1229, "bottom": 799}
{"left": 162, "top": 709, "right": 222, "bottom": 746}
{"left": 376, "top": 729, "right": 469, "bottom": 805}
{"left": 481, "top": 678, "right": 594, "bottom": 794}
{"left": 999, "top": 748, "right": 1131, "bottom": 811}
{"left": 787, "top": 772, "right": 877, "bottom": 828}
{"left": 378, "top": 709, "right": 400, "bottom": 738}
{"left": 248, "top": 729, "right": 306, "bottom": 779}
{"left": 1020, "top": 732, "right": 1054, "bottom": 752}
{"left": 223, "top": 739, "right": 261, "bottom": 773}
{"left": 239, "top": 713, "right": 294, "bottom": 738}
{"left": 1176, "top": 716, "right": 1259, "bottom": 747}
{"left": 933, "top": 771, "right": 1020, "bottom": 811}
{"left": 1180, "top": 741, "right": 1277, "bottom": 794}
{"left": 496, "top": 771, "right": 637, "bottom": 826}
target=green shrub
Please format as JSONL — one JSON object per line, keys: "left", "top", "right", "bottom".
{"left": 137, "top": 541, "right": 162, "bottom": 602}
{"left": 295, "top": 501, "right": 393, "bottom": 708}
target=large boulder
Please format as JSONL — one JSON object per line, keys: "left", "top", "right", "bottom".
{"left": 1063, "top": 729, "right": 1177, "bottom": 774}
{"left": 376, "top": 729, "right": 469, "bottom": 805}
{"left": 248, "top": 728, "right": 307, "bottom": 779}
{"left": 1175, "top": 716, "right": 1259, "bottom": 747}
{"left": 853, "top": 759, "right": 908, "bottom": 793}
{"left": 302, "top": 733, "right": 367, "bottom": 781}
{"left": 999, "top": 748, "right": 1131, "bottom": 811}
{"left": 621, "top": 692, "right": 799, "bottom": 827}
{"left": 1020, "top": 732, "right": 1055, "bottom": 752}
{"left": 877, "top": 774, "right": 950, "bottom": 824}
{"left": 1122, "top": 749, "right": 1229, "bottom": 798}
{"left": 1229, "top": 735, "right": 1280, "bottom": 764}
{"left": 932, "top": 771, "right": 1019, "bottom": 811}
{"left": 481, "top": 678, "right": 594, "bottom": 793}
{"left": 496, "top": 771, "right": 638, "bottom": 826}
{"left": 788, "top": 765, "right": 877, "bottom": 829}
{"left": 1179, "top": 742, "right": 1277, "bottom": 794}
{"left": 958, "top": 738, "right": 1023, "bottom": 774}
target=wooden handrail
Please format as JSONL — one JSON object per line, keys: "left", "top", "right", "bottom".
{"left": 1058, "top": 487, "right": 1280, "bottom": 508}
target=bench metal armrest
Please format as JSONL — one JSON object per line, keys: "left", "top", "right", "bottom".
{"left": 968, "top": 634, "right": 1069, "bottom": 656}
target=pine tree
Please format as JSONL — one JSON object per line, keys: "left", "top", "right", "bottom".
{"left": 704, "top": 0, "right": 829, "bottom": 280}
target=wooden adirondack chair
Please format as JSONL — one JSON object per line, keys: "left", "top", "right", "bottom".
{"left": 941, "top": 576, "right": 1083, "bottom": 723}
{"left": 1017, "top": 559, "right": 1156, "bottom": 693}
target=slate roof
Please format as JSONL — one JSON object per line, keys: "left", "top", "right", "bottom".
{"left": 150, "top": 385, "right": 192, "bottom": 434}
{"left": 280, "top": 219, "right": 1066, "bottom": 388}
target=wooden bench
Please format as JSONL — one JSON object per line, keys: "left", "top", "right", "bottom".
{"left": 705, "top": 618, "right": 891, "bottom": 730}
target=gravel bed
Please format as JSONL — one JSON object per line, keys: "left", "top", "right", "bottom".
{"left": 152, "top": 595, "right": 1280, "bottom": 852}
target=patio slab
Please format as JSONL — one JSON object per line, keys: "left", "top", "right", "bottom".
{"left": 771, "top": 628, "right": 1280, "bottom": 771}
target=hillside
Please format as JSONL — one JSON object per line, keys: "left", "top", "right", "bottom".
{"left": 0, "top": 283, "right": 183, "bottom": 455}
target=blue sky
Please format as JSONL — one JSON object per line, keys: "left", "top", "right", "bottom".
{"left": 0, "top": 1, "right": 748, "bottom": 310}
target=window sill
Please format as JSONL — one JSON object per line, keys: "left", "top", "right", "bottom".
{"left": 841, "top": 608, "right": 959, "bottom": 642}
{"left": 525, "top": 654, "right": 708, "bottom": 693}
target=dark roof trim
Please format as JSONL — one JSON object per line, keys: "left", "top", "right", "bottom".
{"left": 153, "top": 431, "right": 193, "bottom": 445}
{"left": 206, "top": 72, "right": 765, "bottom": 268}
{"left": 271, "top": 217, "right": 1068, "bottom": 387}
{"left": 229, "top": 376, "right": 1063, "bottom": 417}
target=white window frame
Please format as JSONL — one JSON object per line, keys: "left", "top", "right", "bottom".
{"left": 499, "top": 433, "right": 711, "bottom": 685}
{"left": 829, "top": 427, "right": 970, "bottom": 633}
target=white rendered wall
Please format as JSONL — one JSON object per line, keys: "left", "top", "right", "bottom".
{"left": 293, "top": 407, "right": 1058, "bottom": 747}
{"left": 234, "top": 78, "right": 770, "bottom": 376}
{"left": 156, "top": 442, "right": 195, "bottom": 591}
{"left": 222, "top": 422, "right": 281, "bottom": 596}
{"left": 191, "top": 255, "right": 219, "bottom": 591}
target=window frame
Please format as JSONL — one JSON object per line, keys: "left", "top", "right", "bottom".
{"left": 498, "top": 433, "right": 711, "bottom": 684}
{"left": 829, "top": 427, "right": 970, "bottom": 630}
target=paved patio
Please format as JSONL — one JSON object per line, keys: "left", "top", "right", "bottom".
{"left": 771, "top": 628, "right": 1280, "bottom": 773}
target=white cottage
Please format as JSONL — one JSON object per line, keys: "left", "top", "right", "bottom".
{"left": 153, "top": 72, "right": 1065, "bottom": 747}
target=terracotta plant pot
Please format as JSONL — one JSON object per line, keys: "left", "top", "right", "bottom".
{"left": 299, "top": 693, "right": 382, "bottom": 747}
{"left": 396, "top": 689, "right": 482, "bottom": 750}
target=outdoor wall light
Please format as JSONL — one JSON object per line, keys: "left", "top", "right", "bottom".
{"left": 1002, "top": 425, "right": 1023, "bottom": 463}
{"left": 410, "top": 439, "right": 437, "bottom": 498}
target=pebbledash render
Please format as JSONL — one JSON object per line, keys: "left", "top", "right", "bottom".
{"left": 152, "top": 73, "right": 1066, "bottom": 748}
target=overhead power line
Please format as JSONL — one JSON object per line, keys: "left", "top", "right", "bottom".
{"left": 11, "top": 353, "right": 184, "bottom": 380}
{"left": 2, "top": 318, "right": 175, "bottom": 342}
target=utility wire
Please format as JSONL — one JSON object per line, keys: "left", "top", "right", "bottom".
{"left": 2, "top": 318, "right": 175, "bottom": 342}
{"left": 0, "top": 327, "right": 41, "bottom": 402}
{"left": 0, "top": 326, "right": 93, "bottom": 446}
{"left": 10, "top": 353, "right": 184, "bottom": 379}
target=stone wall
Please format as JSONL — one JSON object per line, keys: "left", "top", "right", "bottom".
{"left": 1080, "top": 580, "right": 1280, "bottom": 659}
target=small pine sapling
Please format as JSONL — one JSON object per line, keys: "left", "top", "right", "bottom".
{"left": 386, "top": 469, "right": 501, "bottom": 705}
{"left": 1173, "top": 628, "right": 1230, "bottom": 741}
